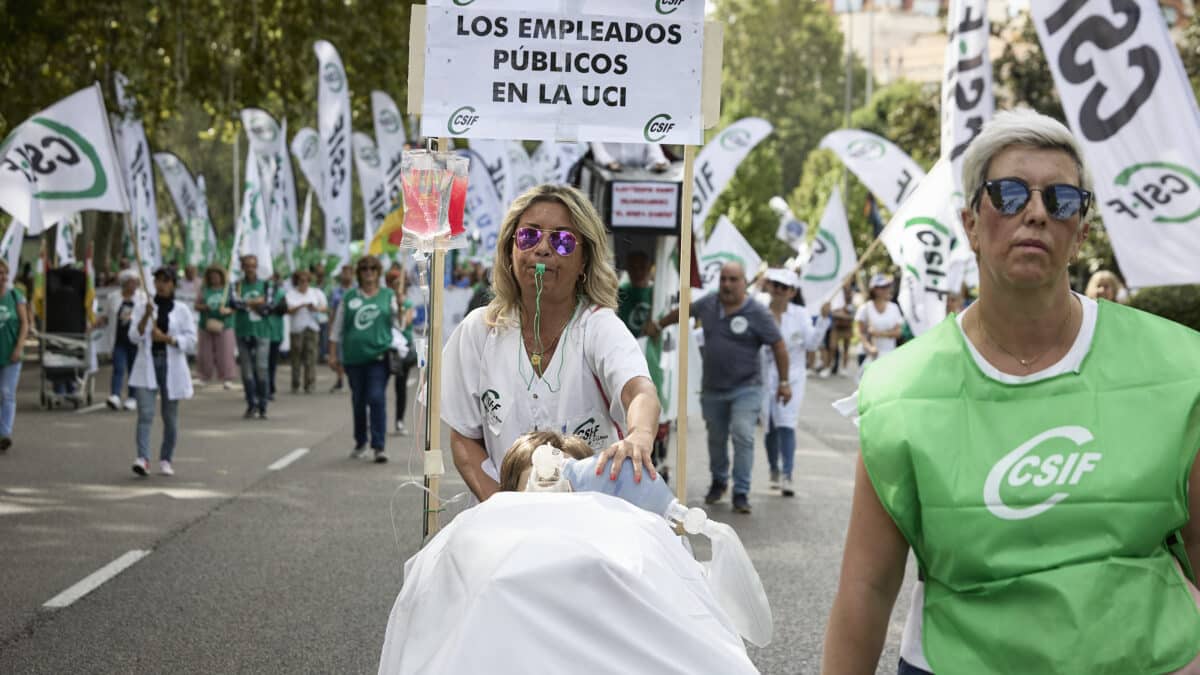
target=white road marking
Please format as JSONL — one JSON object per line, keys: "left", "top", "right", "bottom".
{"left": 268, "top": 447, "right": 309, "bottom": 471}
{"left": 795, "top": 448, "right": 851, "bottom": 461}
{"left": 43, "top": 550, "right": 151, "bottom": 609}
{"left": 75, "top": 403, "right": 108, "bottom": 415}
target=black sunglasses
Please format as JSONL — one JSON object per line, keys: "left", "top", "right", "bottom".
{"left": 972, "top": 177, "right": 1091, "bottom": 221}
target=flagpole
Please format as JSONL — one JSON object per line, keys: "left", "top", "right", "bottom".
{"left": 674, "top": 144, "right": 696, "bottom": 505}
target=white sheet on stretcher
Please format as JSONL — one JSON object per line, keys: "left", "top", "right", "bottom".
{"left": 378, "top": 492, "right": 760, "bottom": 675}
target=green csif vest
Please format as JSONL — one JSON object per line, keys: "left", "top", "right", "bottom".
{"left": 341, "top": 287, "right": 394, "bottom": 366}
{"left": 859, "top": 301, "right": 1200, "bottom": 673}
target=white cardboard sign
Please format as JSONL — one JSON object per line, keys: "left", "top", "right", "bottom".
{"left": 611, "top": 182, "right": 679, "bottom": 229}
{"left": 421, "top": 0, "right": 704, "bottom": 144}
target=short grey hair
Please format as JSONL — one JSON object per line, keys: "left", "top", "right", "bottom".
{"left": 961, "top": 109, "right": 1094, "bottom": 218}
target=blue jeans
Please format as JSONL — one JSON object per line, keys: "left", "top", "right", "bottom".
{"left": 237, "top": 335, "right": 270, "bottom": 411}
{"left": 0, "top": 360, "right": 21, "bottom": 436}
{"left": 345, "top": 358, "right": 388, "bottom": 450}
{"left": 765, "top": 416, "right": 796, "bottom": 479}
{"left": 268, "top": 339, "right": 281, "bottom": 396}
{"left": 700, "top": 385, "right": 761, "bottom": 495}
{"left": 111, "top": 340, "right": 137, "bottom": 398}
{"left": 135, "top": 353, "right": 179, "bottom": 462}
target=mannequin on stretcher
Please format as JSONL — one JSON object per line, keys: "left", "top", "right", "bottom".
{"left": 378, "top": 432, "right": 772, "bottom": 675}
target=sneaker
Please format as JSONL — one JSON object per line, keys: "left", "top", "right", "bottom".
{"left": 223, "top": 380, "right": 235, "bottom": 390}
{"left": 257, "top": 408, "right": 268, "bottom": 420}
{"left": 704, "top": 482, "right": 727, "bottom": 505}
{"left": 349, "top": 445, "right": 368, "bottom": 459}
{"left": 123, "top": 398, "right": 137, "bottom": 411}
{"left": 373, "top": 449, "right": 389, "bottom": 464}
{"left": 0, "top": 436, "right": 10, "bottom": 452}
{"left": 106, "top": 394, "right": 121, "bottom": 410}
{"left": 769, "top": 470, "right": 780, "bottom": 489}
{"left": 132, "top": 457, "right": 149, "bottom": 476}
{"left": 243, "top": 406, "right": 256, "bottom": 419}
{"left": 781, "top": 476, "right": 795, "bottom": 497}
{"left": 732, "top": 493, "right": 752, "bottom": 514}
{"left": 819, "top": 368, "right": 832, "bottom": 379}
{"left": 394, "top": 421, "right": 408, "bottom": 436}
{"left": 159, "top": 460, "right": 174, "bottom": 476}
{"left": 330, "top": 380, "right": 343, "bottom": 393}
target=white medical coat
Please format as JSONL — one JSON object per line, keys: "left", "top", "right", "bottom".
{"left": 127, "top": 298, "right": 197, "bottom": 400}
{"left": 99, "top": 288, "right": 147, "bottom": 354}
{"left": 758, "top": 298, "right": 830, "bottom": 428}
{"left": 442, "top": 304, "right": 649, "bottom": 477}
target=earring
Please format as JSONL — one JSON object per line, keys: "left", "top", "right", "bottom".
{"left": 578, "top": 271, "right": 587, "bottom": 285}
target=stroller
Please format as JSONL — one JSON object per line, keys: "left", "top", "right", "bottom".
{"left": 38, "top": 267, "right": 96, "bottom": 409}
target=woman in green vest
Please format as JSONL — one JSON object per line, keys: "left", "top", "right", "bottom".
{"left": 329, "top": 255, "right": 397, "bottom": 463}
{"left": 0, "top": 259, "right": 29, "bottom": 451}
{"left": 823, "top": 110, "right": 1200, "bottom": 674}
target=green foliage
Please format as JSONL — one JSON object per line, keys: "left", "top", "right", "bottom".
{"left": 1129, "top": 284, "right": 1200, "bottom": 333}
{"left": 0, "top": 0, "right": 418, "bottom": 253}
{"left": 1179, "top": 21, "right": 1200, "bottom": 98}
{"left": 710, "top": 0, "right": 867, "bottom": 255}
{"left": 991, "top": 13, "right": 1065, "bottom": 121}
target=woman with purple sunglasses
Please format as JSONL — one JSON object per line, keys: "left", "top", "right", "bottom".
{"left": 442, "top": 184, "right": 661, "bottom": 503}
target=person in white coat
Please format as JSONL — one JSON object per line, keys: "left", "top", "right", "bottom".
{"left": 93, "top": 269, "right": 146, "bottom": 411}
{"left": 757, "top": 268, "right": 831, "bottom": 496}
{"left": 129, "top": 269, "right": 196, "bottom": 477}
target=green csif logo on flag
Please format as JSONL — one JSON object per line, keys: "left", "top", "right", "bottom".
{"left": 803, "top": 230, "right": 842, "bottom": 282}
{"left": 846, "top": 138, "right": 885, "bottom": 161}
{"left": 1109, "top": 162, "right": 1200, "bottom": 224}
{"left": 0, "top": 118, "right": 108, "bottom": 200}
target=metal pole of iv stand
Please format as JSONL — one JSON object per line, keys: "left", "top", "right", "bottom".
{"left": 422, "top": 136, "right": 449, "bottom": 540}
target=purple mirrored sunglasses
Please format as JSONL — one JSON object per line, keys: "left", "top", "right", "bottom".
{"left": 514, "top": 227, "right": 578, "bottom": 256}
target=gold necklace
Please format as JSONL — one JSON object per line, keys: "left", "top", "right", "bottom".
{"left": 976, "top": 298, "right": 1074, "bottom": 370}
{"left": 522, "top": 314, "right": 571, "bottom": 372}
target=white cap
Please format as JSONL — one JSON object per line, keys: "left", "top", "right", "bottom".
{"left": 869, "top": 273, "right": 892, "bottom": 288}
{"left": 764, "top": 267, "right": 800, "bottom": 289}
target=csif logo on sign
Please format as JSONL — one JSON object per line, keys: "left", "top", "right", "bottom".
{"left": 1042, "top": 2, "right": 1160, "bottom": 142}
{"left": 447, "top": 106, "right": 480, "bottom": 135}
{"left": 803, "top": 230, "right": 842, "bottom": 282}
{"left": 0, "top": 118, "right": 108, "bottom": 199}
{"left": 643, "top": 114, "right": 676, "bottom": 142}
{"left": 1107, "top": 162, "right": 1200, "bottom": 224}
{"left": 983, "top": 426, "right": 1102, "bottom": 521}
{"left": 720, "top": 127, "right": 752, "bottom": 151}
{"left": 323, "top": 62, "right": 346, "bottom": 93}
{"left": 655, "top": 0, "right": 686, "bottom": 15}
{"left": 846, "top": 138, "right": 885, "bottom": 160}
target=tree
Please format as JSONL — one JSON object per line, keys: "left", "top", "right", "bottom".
{"left": 707, "top": 0, "right": 867, "bottom": 255}
{"left": 991, "top": 13, "right": 1065, "bottom": 121}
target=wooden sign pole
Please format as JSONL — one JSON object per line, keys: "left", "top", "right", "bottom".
{"left": 423, "top": 141, "right": 450, "bottom": 537}
{"left": 673, "top": 145, "right": 696, "bottom": 504}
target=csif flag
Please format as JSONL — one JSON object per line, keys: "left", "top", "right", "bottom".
{"left": 800, "top": 187, "right": 857, "bottom": 308}
{"left": 692, "top": 118, "right": 773, "bottom": 241}
{"left": 114, "top": 73, "right": 162, "bottom": 275}
{"left": 315, "top": 40, "right": 353, "bottom": 268}
{"left": 154, "top": 151, "right": 213, "bottom": 267}
{"left": 1033, "top": 0, "right": 1200, "bottom": 287}
{"left": 0, "top": 84, "right": 129, "bottom": 234}
{"left": 880, "top": 159, "right": 960, "bottom": 337}
{"left": 819, "top": 129, "right": 926, "bottom": 213}
{"left": 699, "top": 216, "right": 762, "bottom": 294}
{"left": 941, "top": 0, "right": 994, "bottom": 199}
{"left": 352, "top": 132, "right": 389, "bottom": 246}
{"left": 371, "top": 91, "right": 407, "bottom": 212}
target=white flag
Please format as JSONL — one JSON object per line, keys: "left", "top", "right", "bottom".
{"left": 55, "top": 213, "right": 79, "bottom": 266}
{"left": 290, "top": 127, "right": 323, "bottom": 199}
{"left": 114, "top": 73, "right": 162, "bottom": 274}
{"left": 0, "top": 84, "right": 128, "bottom": 234}
{"left": 241, "top": 108, "right": 298, "bottom": 263}
{"left": 459, "top": 149, "right": 505, "bottom": 257}
{"left": 274, "top": 119, "right": 300, "bottom": 262}
{"left": 819, "top": 129, "right": 926, "bottom": 213}
{"left": 154, "top": 151, "right": 209, "bottom": 266}
{"left": 371, "top": 91, "right": 407, "bottom": 212}
{"left": 699, "top": 216, "right": 762, "bottom": 293}
{"left": 234, "top": 151, "right": 273, "bottom": 279}
{"left": 692, "top": 118, "right": 773, "bottom": 241}
{"left": 0, "top": 219, "right": 24, "bottom": 287}
{"left": 800, "top": 187, "right": 857, "bottom": 308}
{"left": 196, "top": 174, "right": 217, "bottom": 265}
{"left": 769, "top": 196, "right": 810, "bottom": 260}
{"left": 941, "top": 0, "right": 994, "bottom": 198}
{"left": 299, "top": 188, "right": 313, "bottom": 250}
{"left": 1033, "top": 1, "right": 1200, "bottom": 287}
{"left": 880, "top": 159, "right": 961, "bottom": 336}
{"left": 469, "top": 139, "right": 534, "bottom": 208}
{"left": 352, "top": 132, "right": 388, "bottom": 246}
{"left": 315, "top": 40, "right": 352, "bottom": 267}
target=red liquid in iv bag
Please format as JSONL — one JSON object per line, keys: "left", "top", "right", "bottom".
{"left": 448, "top": 175, "right": 467, "bottom": 236}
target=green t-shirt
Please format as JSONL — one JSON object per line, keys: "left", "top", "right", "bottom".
{"left": 200, "top": 287, "right": 233, "bottom": 329}
{"left": 341, "top": 287, "right": 394, "bottom": 365}
{"left": 234, "top": 279, "right": 272, "bottom": 339}
{"left": 617, "top": 282, "right": 653, "bottom": 337}
{"left": 0, "top": 289, "right": 25, "bottom": 363}
{"left": 266, "top": 286, "right": 287, "bottom": 343}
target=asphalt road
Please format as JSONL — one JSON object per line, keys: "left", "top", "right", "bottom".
{"left": 0, "top": 362, "right": 914, "bottom": 674}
